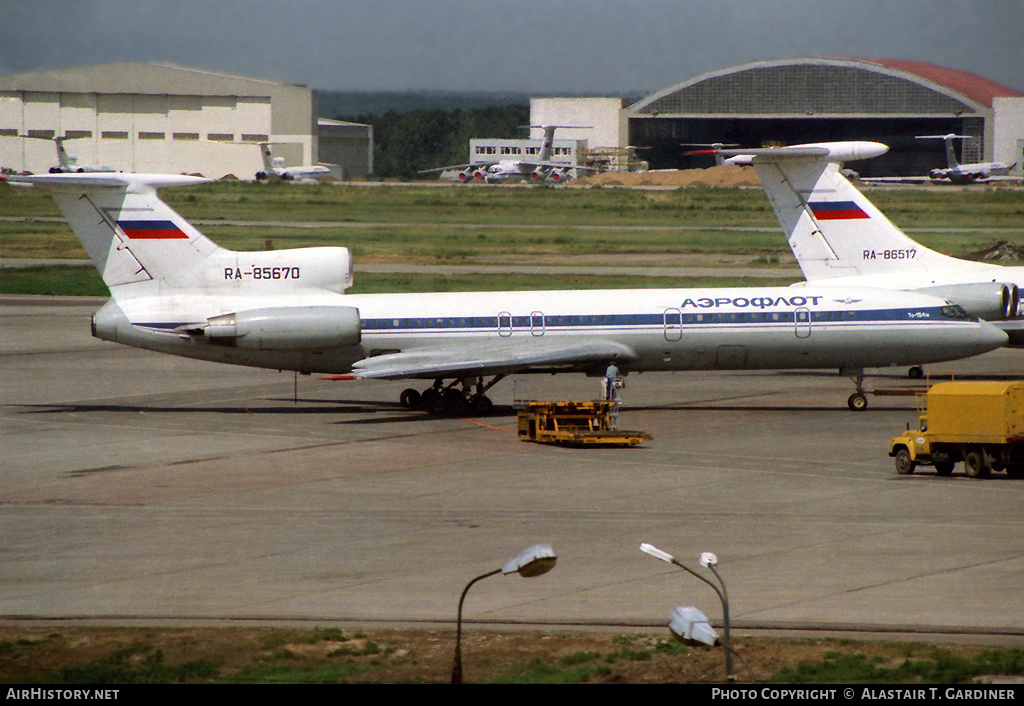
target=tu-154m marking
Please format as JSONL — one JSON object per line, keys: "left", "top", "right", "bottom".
{"left": 2, "top": 171, "right": 1007, "bottom": 413}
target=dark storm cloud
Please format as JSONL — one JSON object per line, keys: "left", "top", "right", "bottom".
{"left": 1, "top": 0, "right": 1020, "bottom": 93}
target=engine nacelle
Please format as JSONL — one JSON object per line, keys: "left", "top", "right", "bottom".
{"left": 914, "top": 282, "right": 1020, "bottom": 320}
{"left": 203, "top": 306, "right": 361, "bottom": 349}
{"left": 217, "top": 247, "right": 353, "bottom": 293}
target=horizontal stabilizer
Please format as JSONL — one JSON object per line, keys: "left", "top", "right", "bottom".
{"left": 3, "top": 173, "right": 210, "bottom": 191}
{"left": 721, "top": 142, "right": 888, "bottom": 164}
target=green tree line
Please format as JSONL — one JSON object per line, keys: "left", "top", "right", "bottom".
{"left": 337, "top": 105, "right": 530, "bottom": 179}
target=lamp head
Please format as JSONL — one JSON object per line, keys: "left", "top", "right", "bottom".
{"left": 669, "top": 606, "right": 718, "bottom": 647}
{"left": 640, "top": 543, "right": 675, "bottom": 564}
{"left": 503, "top": 544, "right": 557, "bottom": 577}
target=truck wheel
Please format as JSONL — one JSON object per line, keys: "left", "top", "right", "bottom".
{"left": 964, "top": 451, "right": 989, "bottom": 479}
{"left": 894, "top": 449, "right": 916, "bottom": 475}
{"left": 934, "top": 461, "right": 954, "bottom": 476}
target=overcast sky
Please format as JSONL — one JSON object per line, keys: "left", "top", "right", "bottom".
{"left": 2, "top": 0, "right": 1021, "bottom": 95}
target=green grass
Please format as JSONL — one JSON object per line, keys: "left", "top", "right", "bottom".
{"left": 0, "top": 265, "right": 801, "bottom": 297}
{"left": 26, "top": 645, "right": 218, "bottom": 685}
{"left": 768, "top": 647, "right": 1024, "bottom": 684}
{"left": 8, "top": 628, "right": 1024, "bottom": 685}
{"left": 1, "top": 180, "right": 1022, "bottom": 293}
{"left": 0, "top": 265, "right": 110, "bottom": 296}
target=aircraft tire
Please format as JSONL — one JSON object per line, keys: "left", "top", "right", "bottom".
{"left": 471, "top": 395, "right": 493, "bottom": 416}
{"left": 907, "top": 366, "right": 923, "bottom": 379}
{"left": 894, "top": 448, "right": 916, "bottom": 475}
{"left": 400, "top": 388, "right": 421, "bottom": 409}
{"left": 419, "top": 387, "right": 441, "bottom": 412}
{"left": 934, "top": 461, "right": 955, "bottom": 476}
{"left": 445, "top": 389, "right": 469, "bottom": 416}
{"left": 847, "top": 392, "right": 868, "bottom": 411}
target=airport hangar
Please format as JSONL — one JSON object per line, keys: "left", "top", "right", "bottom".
{"left": 533, "top": 57, "right": 1024, "bottom": 179}
{"left": 0, "top": 62, "right": 373, "bottom": 180}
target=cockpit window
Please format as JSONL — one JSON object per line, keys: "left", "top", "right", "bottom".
{"left": 940, "top": 304, "right": 973, "bottom": 321}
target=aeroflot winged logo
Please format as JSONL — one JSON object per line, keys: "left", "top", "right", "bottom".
{"left": 808, "top": 201, "right": 870, "bottom": 220}
{"left": 117, "top": 220, "right": 189, "bottom": 240}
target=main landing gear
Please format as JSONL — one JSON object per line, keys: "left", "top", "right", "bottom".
{"left": 399, "top": 375, "right": 504, "bottom": 416}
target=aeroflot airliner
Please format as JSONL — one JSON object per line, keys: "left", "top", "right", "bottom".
{"left": 721, "top": 141, "right": 1024, "bottom": 347}
{"left": 3, "top": 172, "right": 1007, "bottom": 412}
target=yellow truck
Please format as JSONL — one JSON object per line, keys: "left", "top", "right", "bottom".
{"left": 889, "top": 381, "right": 1024, "bottom": 478}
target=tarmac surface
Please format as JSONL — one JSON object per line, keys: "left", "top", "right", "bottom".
{"left": 4, "top": 295, "right": 1024, "bottom": 642}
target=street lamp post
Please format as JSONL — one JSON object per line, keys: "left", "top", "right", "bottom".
{"left": 451, "top": 544, "right": 557, "bottom": 684}
{"left": 640, "top": 542, "right": 740, "bottom": 681}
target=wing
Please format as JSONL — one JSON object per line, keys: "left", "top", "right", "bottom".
{"left": 349, "top": 338, "right": 638, "bottom": 380}
{"left": 516, "top": 161, "right": 600, "bottom": 173}
{"left": 418, "top": 163, "right": 481, "bottom": 174}
{"left": 859, "top": 176, "right": 933, "bottom": 184}
{"left": 992, "top": 319, "right": 1024, "bottom": 347}
{"left": 975, "top": 175, "right": 1023, "bottom": 183}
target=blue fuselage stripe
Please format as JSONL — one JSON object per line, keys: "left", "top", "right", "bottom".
{"left": 136, "top": 306, "right": 959, "bottom": 333}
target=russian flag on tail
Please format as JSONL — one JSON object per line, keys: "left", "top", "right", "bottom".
{"left": 808, "top": 201, "right": 870, "bottom": 220}
{"left": 117, "top": 220, "right": 189, "bottom": 239}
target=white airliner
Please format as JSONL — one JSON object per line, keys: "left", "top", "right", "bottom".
{"left": 26, "top": 136, "right": 117, "bottom": 174}
{"left": 1, "top": 171, "right": 1008, "bottom": 412}
{"left": 255, "top": 143, "right": 332, "bottom": 182}
{"left": 920, "top": 134, "right": 1017, "bottom": 184}
{"left": 421, "top": 125, "right": 594, "bottom": 184}
{"left": 861, "top": 134, "right": 1018, "bottom": 185}
{"left": 721, "top": 140, "right": 1024, "bottom": 348}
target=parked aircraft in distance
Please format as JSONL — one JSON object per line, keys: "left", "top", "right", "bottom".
{"left": 2, "top": 171, "right": 1008, "bottom": 412}
{"left": 255, "top": 142, "right": 332, "bottom": 182}
{"left": 861, "top": 134, "right": 1019, "bottom": 185}
{"left": 420, "top": 125, "right": 595, "bottom": 184}
{"left": 22, "top": 135, "right": 117, "bottom": 174}
{"left": 683, "top": 143, "right": 745, "bottom": 167}
{"left": 720, "top": 140, "right": 1024, "bottom": 351}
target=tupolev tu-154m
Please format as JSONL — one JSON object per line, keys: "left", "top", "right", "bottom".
{"left": 719, "top": 140, "right": 1024, "bottom": 351}
{"left": 2, "top": 172, "right": 1008, "bottom": 413}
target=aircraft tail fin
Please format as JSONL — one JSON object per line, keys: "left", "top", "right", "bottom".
{"left": 53, "top": 137, "right": 74, "bottom": 170}
{"left": 7, "top": 173, "right": 223, "bottom": 293}
{"left": 537, "top": 126, "right": 557, "bottom": 163}
{"left": 733, "top": 143, "right": 958, "bottom": 281}
{"left": 4, "top": 173, "right": 354, "bottom": 299}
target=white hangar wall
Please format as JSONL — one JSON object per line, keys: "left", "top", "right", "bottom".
{"left": 994, "top": 97, "right": 1024, "bottom": 172}
{"left": 0, "top": 62, "right": 358, "bottom": 179}
{"left": 530, "top": 98, "right": 629, "bottom": 168}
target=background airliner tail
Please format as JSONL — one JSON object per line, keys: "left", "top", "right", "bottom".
{"left": 747, "top": 152, "right": 960, "bottom": 280}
